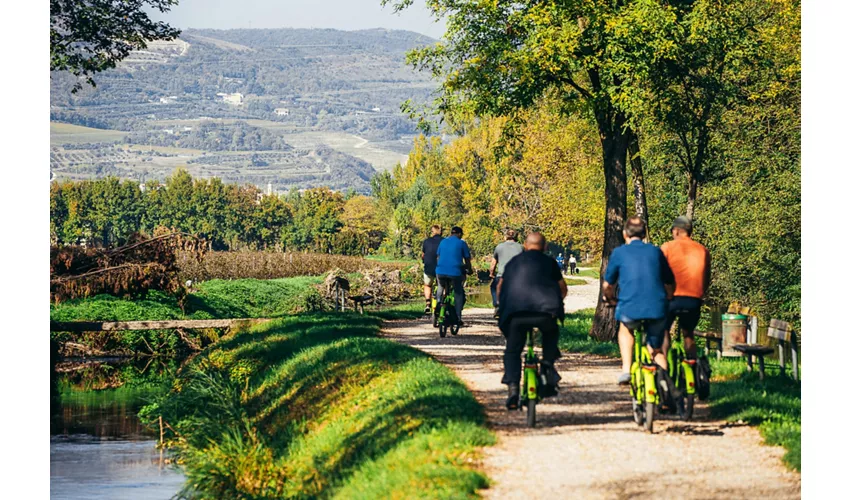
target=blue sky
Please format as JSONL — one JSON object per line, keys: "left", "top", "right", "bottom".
{"left": 150, "top": 0, "right": 446, "bottom": 38}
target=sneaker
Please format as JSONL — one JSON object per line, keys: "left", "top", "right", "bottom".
{"left": 493, "top": 308, "right": 499, "bottom": 319}
{"left": 424, "top": 304, "right": 431, "bottom": 314}
{"left": 458, "top": 320, "right": 466, "bottom": 328}
{"left": 617, "top": 372, "right": 631, "bottom": 386}
{"left": 506, "top": 383, "right": 520, "bottom": 410}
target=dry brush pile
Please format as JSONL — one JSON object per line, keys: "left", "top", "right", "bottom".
{"left": 51, "top": 231, "right": 206, "bottom": 304}
{"left": 176, "top": 251, "right": 409, "bottom": 282}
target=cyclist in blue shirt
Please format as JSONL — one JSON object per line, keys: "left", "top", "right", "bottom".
{"left": 436, "top": 226, "right": 472, "bottom": 326}
{"left": 602, "top": 217, "right": 675, "bottom": 385}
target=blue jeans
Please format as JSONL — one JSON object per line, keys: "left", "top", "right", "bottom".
{"left": 490, "top": 276, "right": 501, "bottom": 307}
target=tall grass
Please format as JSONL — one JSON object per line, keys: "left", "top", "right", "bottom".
{"left": 557, "top": 308, "right": 801, "bottom": 471}
{"left": 178, "top": 251, "right": 410, "bottom": 282}
{"left": 142, "top": 307, "right": 495, "bottom": 498}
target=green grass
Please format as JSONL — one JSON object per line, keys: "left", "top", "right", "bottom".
{"left": 50, "top": 277, "right": 324, "bottom": 323}
{"left": 556, "top": 308, "right": 801, "bottom": 472}
{"left": 365, "top": 254, "right": 418, "bottom": 265}
{"left": 50, "top": 277, "right": 325, "bottom": 354}
{"left": 142, "top": 307, "right": 495, "bottom": 498}
{"left": 574, "top": 267, "right": 600, "bottom": 279}
{"left": 564, "top": 278, "right": 588, "bottom": 286}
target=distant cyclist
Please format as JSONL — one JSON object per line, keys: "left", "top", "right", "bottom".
{"left": 569, "top": 254, "right": 578, "bottom": 275}
{"left": 602, "top": 217, "right": 675, "bottom": 385}
{"left": 421, "top": 224, "right": 443, "bottom": 314}
{"left": 489, "top": 229, "right": 523, "bottom": 318}
{"left": 556, "top": 253, "right": 565, "bottom": 273}
{"left": 497, "top": 232, "right": 567, "bottom": 409}
{"left": 661, "top": 216, "right": 711, "bottom": 359}
{"left": 436, "top": 226, "right": 472, "bottom": 326}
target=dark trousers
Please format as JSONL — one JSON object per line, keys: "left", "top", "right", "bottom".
{"left": 490, "top": 276, "right": 501, "bottom": 307}
{"left": 502, "top": 313, "right": 561, "bottom": 384}
{"left": 436, "top": 275, "right": 465, "bottom": 321}
{"left": 569, "top": 263, "right": 576, "bottom": 275}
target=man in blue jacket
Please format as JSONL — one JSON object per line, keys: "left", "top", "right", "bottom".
{"left": 436, "top": 226, "right": 472, "bottom": 326}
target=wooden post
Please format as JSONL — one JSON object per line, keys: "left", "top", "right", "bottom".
{"left": 746, "top": 355, "right": 753, "bottom": 373}
{"left": 791, "top": 331, "right": 799, "bottom": 381}
{"left": 758, "top": 355, "right": 765, "bottom": 381}
{"left": 778, "top": 339, "right": 786, "bottom": 376}
{"left": 341, "top": 288, "right": 346, "bottom": 312}
{"left": 159, "top": 416, "right": 164, "bottom": 446}
{"left": 334, "top": 281, "right": 340, "bottom": 311}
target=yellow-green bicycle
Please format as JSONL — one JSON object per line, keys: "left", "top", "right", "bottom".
{"left": 630, "top": 320, "right": 661, "bottom": 433}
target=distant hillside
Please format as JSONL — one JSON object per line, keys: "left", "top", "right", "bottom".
{"left": 50, "top": 27, "right": 437, "bottom": 138}
{"left": 49, "top": 27, "right": 438, "bottom": 193}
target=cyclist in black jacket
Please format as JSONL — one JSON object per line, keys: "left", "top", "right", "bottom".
{"left": 421, "top": 224, "right": 443, "bottom": 314}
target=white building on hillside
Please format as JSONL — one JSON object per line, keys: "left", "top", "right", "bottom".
{"left": 274, "top": 108, "right": 290, "bottom": 116}
{"left": 216, "top": 92, "right": 244, "bottom": 106}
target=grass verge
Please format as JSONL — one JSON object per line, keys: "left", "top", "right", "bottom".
{"left": 141, "top": 305, "right": 495, "bottom": 498}
{"left": 50, "top": 277, "right": 324, "bottom": 354}
{"left": 557, "top": 309, "right": 801, "bottom": 472}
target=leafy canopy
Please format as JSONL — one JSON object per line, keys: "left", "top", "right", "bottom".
{"left": 50, "top": 0, "right": 181, "bottom": 90}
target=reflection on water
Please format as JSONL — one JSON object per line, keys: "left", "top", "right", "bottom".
{"left": 51, "top": 357, "right": 185, "bottom": 499}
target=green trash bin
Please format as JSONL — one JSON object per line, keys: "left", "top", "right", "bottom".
{"left": 721, "top": 313, "right": 748, "bottom": 357}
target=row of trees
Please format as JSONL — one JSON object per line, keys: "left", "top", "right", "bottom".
{"left": 50, "top": 170, "right": 385, "bottom": 254}
{"left": 371, "top": 106, "right": 604, "bottom": 259}
{"left": 385, "top": 0, "right": 800, "bottom": 339}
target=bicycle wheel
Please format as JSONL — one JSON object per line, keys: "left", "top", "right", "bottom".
{"left": 439, "top": 324, "right": 447, "bottom": 338}
{"left": 632, "top": 400, "right": 645, "bottom": 426}
{"left": 526, "top": 398, "right": 537, "bottom": 427}
{"left": 684, "top": 394, "right": 695, "bottom": 421}
{"left": 644, "top": 402, "right": 655, "bottom": 433}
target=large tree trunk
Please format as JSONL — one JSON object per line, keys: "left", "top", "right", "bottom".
{"left": 686, "top": 172, "right": 698, "bottom": 221}
{"left": 590, "top": 130, "right": 629, "bottom": 342}
{"left": 628, "top": 135, "right": 649, "bottom": 234}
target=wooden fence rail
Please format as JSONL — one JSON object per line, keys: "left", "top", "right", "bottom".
{"left": 50, "top": 318, "right": 273, "bottom": 333}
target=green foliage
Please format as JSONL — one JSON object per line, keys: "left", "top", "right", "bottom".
{"left": 50, "top": 277, "right": 324, "bottom": 354}
{"left": 50, "top": 170, "right": 388, "bottom": 255}
{"left": 50, "top": 0, "right": 180, "bottom": 90}
{"left": 143, "top": 309, "right": 494, "bottom": 498}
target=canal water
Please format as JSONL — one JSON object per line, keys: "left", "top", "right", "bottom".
{"left": 51, "top": 357, "right": 185, "bottom": 499}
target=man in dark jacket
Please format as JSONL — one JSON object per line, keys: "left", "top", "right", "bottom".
{"left": 421, "top": 224, "right": 443, "bottom": 314}
{"left": 497, "top": 232, "right": 568, "bottom": 409}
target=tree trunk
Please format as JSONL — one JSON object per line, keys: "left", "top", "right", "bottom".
{"left": 686, "top": 172, "right": 698, "bottom": 221}
{"left": 590, "top": 131, "right": 629, "bottom": 342}
{"left": 628, "top": 135, "right": 649, "bottom": 235}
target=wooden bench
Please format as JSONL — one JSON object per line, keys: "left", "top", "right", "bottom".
{"left": 733, "top": 344, "right": 775, "bottom": 380}
{"left": 350, "top": 294, "right": 375, "bottom": 315}
{"left": 768, "top": 319, "right": 799, "bottom": 381}
{"left": 694, "top": 330, "right": 723, "bottom": 360}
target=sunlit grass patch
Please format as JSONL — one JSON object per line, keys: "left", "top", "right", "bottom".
{"left": 143, "top": 308, "right": 494, "bottom": 498}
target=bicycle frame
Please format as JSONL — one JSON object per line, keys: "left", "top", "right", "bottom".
{"left": 522, "top": 328, "right": 539, "bottom": 404}
{"left": 667, "top": 321, "right": 696, "bottom": 396}
{"left": 630, "top": 325, "right": 659, "bottom": 405}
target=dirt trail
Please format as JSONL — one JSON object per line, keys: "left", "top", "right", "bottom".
{"left": 381, "top": 276, "right": 800, "bottom": 499}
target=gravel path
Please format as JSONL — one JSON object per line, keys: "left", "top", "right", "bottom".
{"left": 381, "top": 276, "right": 800, "bottom": 499}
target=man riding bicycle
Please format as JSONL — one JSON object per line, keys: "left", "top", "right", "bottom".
{"left": 661, "top": 216, "right": 711, "bottom": 359}
{"left": 602, "top": 217, "right": 675, "bottom": 386}
{"left": 497, "top": 232, "right": 568, "bottom": 409}
{"left": 435, "top": 226, "right": 472, "bottom": 327}
{"left": 421, "top": 224, "right": 444, "bottom": 314}
{"left": 489, "top": 229, "right": 523, "bottom": 319}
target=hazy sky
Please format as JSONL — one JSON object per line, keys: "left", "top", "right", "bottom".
{"left": 150, "top": 0, "right": 446, "bottom": 39}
